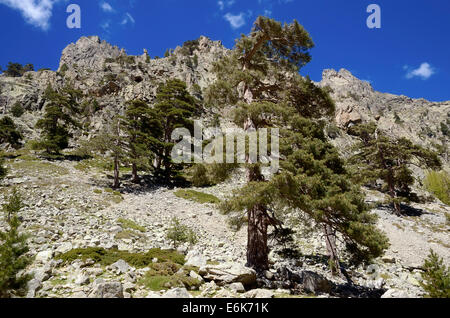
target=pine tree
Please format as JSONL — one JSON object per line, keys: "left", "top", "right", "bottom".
{"left": 349, "top": 123, "right": 442, "bottom": 215}
{"left": 0, "top": 189, "right": 32, "bottom": 298}
{"left": 121, "top": 99, "right": 161, "bottom": 183}
{"left": 34, "top": 85, "right": 82, "bottom": 154}
{"left": 0, "top": 116, "right": 23, "bottom": 149}
{"left": 206, "top": 16, "right": 332, "bottom": 271}
{"left": 151, "top": 79, "right": 197, "bottom": 182}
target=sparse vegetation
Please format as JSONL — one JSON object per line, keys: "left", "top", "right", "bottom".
{"left": 57, "top": 247, "right": 185, "bottom": 267}
{"left": 117, "top": 218, "right": 146, "bottom": 232}
{"left": 174, "top": 189, "right": 220, "bottom": 204}
{"left": 11, "top": 102, "right": 25, "bottom": 118}
{"left": 166, "top": 217, "right": 198, "bottom": 248}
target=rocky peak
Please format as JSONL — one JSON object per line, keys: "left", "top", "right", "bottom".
{"left": 59, "top": 36, "right": 122, "bottom": 71}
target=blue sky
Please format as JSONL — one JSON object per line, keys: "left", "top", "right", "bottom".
{"left": 0, "top": 0, "right": 449, "bottom": 101}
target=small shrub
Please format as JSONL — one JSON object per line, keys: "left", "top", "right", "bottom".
{"left": 424, "top": 171, "right": 450, "bottom": 205}
{"left": 208, "top": 163, "right": 238, "bottom": 184}
{"left": 11, "top": 102, "right": 25, "bottom": 118}
{"left": 117, "top": 218, "right": 146, "bottom": 232}
{"left": 140, "top": 261, "right": 202, "bottom": 291}
{"left": 166, "top": 217, "right": 198, "bottom": 248}
{"left": 420, "top": 250, "right": 450, "bottom": 298}
{"left": 174, "top": 189, "right": 220, "bottom": 204}
{"left": 190, "top": 164, "right": 211, "bottom": 187}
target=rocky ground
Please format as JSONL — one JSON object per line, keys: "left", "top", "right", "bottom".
{"left": 1, "top": 152, "right": 448, "bottom": 299}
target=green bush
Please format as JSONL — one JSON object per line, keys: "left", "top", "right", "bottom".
{"left": 420, "top": 250, "right": 450, "bottom": 298}
{"left": 117, "top": 218, "right": 146, "bottom": 232}
{"left": 424, "top": 171, "right": 450, "bottom": 205}
{"left": 57, "top": 247, "right": 185, "bottom": 267}
{"left": 140, "top": 261, "right": 202, "bottom": 291}
{"left": 11, "top": 102, "right": 25, "bottom": 118}
{"left": 174, "top": 189, "right": 220, "bottom": 204}
{"left": 190, "top": 164, "right": 211, "bottom": 187}
{"left": 208, "top": 162, "right": 238, "bottom": 184}
{"left": 166, "top": 217, "right": 198, "bottom": 248}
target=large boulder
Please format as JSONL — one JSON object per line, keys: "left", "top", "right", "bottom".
{"left": 185, "top": 249, "right": 208, "bottom": 268}
{"left": 301, "top": 271, "right": 332, "bottom": 294}
{"left": 199, "top": 262, "right": 256, "bottom": 287}
{"left": 88, "top": 280, "right": 124, "bottom": 298}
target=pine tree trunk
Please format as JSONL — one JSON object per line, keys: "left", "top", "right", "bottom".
{"left": 387, "top": 169, "right": 401, "bottom": 215}
{"left": 131, "top": 163, "right": 140, "bottom": 183}
{"left": 113, "top": 155, "right": 120, "bottom": 189}
{"left": 247, "top": 203, "right": 269, "bottom": 271}
{"left": 323, "top": 223, "right": 341, "bottom": 276}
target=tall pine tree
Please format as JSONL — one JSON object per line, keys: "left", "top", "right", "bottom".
{"left": 206, "top": 16, "right": 333, "bottom": 271}
{"left": 121, "top": 99, "right": 161, "bottom": 183}
{"left": 151, "top": 79, "right": 197, "bottom": 182}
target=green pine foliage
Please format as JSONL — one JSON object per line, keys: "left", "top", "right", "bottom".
{"left": 420, "top": 250, "right": 450, "bottom": 298}
{"left": 34, "top": 85, "right": 82, "bottom": 154}
{"left": 150, "top": 79, "right": 198, "bottom": 182}
{"left": 206, "top": 16, "right": 372, "bottom": 272}
{"left": 0, "top": 116, "right": 23, "bottom": 149}
{"left": 349, "top": 123, "right": 442, "bottom": 215}
{"left": 3, "top": 62, "right": 34, "bottom": 77}
{"left": 121, "top": 99, "right": 161, "bottom": 183}
{"left": 0, "top": 189, "right": 32, "bottom": 298}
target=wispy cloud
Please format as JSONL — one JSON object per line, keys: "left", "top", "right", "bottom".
{"left": 224, "top": 12, "right": 246, "bottom": 29}
{"left": 405, "top": 63, "right": 436, "bottom": 80}
{"left": 121, "top": 12, "right": 135, "bottom": 25}
{"left": 218, "top": 0, "right": 235, "bottom": 11}
{"left": 100, "top": 1, "right": 114, "bottom": 13}
{"left": 0, "top": 0, "right": 61, "bottom": 30}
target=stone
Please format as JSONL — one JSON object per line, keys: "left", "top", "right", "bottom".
{"left": 27, "top": 279, "right": 42, "bottom": 298}
{"left": 56, "top": 242, "right": 73, "bottom": 254}
{"left": 243, "top": 289, "right": 274, "bottom": 298}
{"left": 189, "top": 270, "right": 204, "bottom": 282}
{"left": 199, "top": 262, "right": 257, "bottom": 287}
{"left": 111, "top": 259, "right": 131, "bottom": 274}
{"left": 228, "top": 282, "right": 245, "bottom": 293}
{"left": 35, "top": 250, "right": 53, "bottom": 263}
{"left": 75, "top": 273, "right": 90, "bottom": 286}
{"left": 381, "top": 289, "right": 410, "bottom": 298}
{"left": 301, "top": 271, "right": 332, "bottom": 294}
{"left": 185, "top": 249, "right": 208, "bottom": 268}
{"left": 88, "top": 280, "right": 124, "bottom": 298}
{"left": 162, "top": 288, "right": 193, "bottom": 298}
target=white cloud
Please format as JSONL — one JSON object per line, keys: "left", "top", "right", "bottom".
{"left": 100, "top": 1, "right": 114, "bottom": 13}
{"left": 121, "top": 12, "right": 135, "bottom": 25}
{"left": 0, "top": 0, "right": 60, "bottom": 30}
{"left": 405, "top": 63, "right": 436, "bottom": 80}
{"left": 224, "top": 12, "right": 246, "bottom": 29}
{"left": 218, "top": 0, "right": 235, "bottom": 11}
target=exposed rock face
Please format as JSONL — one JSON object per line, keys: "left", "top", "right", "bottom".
{"left": 88, "top": 280, "right": 124, "bottom": 298}
{"left": 319, "top": 68, "right": 449, "bottom": 162}
{"left": 59, "top": 36, "right": 122, "bottom": 71}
